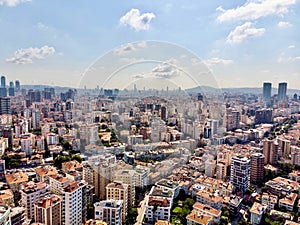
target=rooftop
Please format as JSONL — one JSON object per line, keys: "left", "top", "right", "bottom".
{"left": 21, "top": 181, "right": 48, "bottom": 194}
{"left": 5, "top": 172, "right": 28, "bottom": 185}
{"left": 35, "top": 165, "right": 58, "bottom": 177}
{"left": 35, "top": 195, "right": 62, "bottom": 208}
{"left": 193, "top": 202, "right": 221, "bottom": 217}
{"left": 63, "top": 181, "right": 86, "bottom": 193}
{"left": 250, "top": 202, "right": 265, "bottom": 215}
{"left": 186, "top": 210, "right": 213, "bottom": 225}
{"left": 148, "top": 197, "right": 170, "bottom": 207}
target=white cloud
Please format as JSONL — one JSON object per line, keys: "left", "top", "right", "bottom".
{"left": 115, "top": 41, "right": 147, "bottom": 55}
{"left": 288, "top": 45, "right": 295, "bottom": 49}
{"left": 6, "top": 45, "right": 55, "bottom": 64}
{"left": 204, "top": 57, "right": 234, "bottom": 67}
{"left": 36, "top": 22, "right": 50, "bottom": 31}
{"left": 217, "top": 0, "right": 296, "bottom": 22}
{"left": 277, "top": 52, "right": 300, "bottom": 63}
{"left": 120, "top": 8, "right": 155, "bottom": 31}
{"left": 226, "top": 22, "right": 265, "bottom": 44}
{"left": 132, "top": 74, "right": 145, "bottom": 79}
{"left": 0, "top": 0, "right": 30, "bottom": 7}
{"left": 152, "top": 62, "right": 180, "bottom": 79}
{"left": 277, "top": 21, "right": 292, "bottom": 28}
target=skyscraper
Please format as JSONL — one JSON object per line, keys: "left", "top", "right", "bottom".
{"left": 230, "top": 155, "right": 251, "bottom": 193}
{"left": 1, "top": 76, "right": 6, "bottom": 88}
{"left": 8, "top": 81, "right": 15, "bottom": 97}
{"left": 278, "top": 82, "right": 287, "bottom": 101}
{"left": 15, "top": 80, "right": 20, "bottom": 91}
{"left": 263, "top": 82, "right": 272, "bottom": 101}
{"left": 0, "top": 76, "right": 7, "bottom": 97}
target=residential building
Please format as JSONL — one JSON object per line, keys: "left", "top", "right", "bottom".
{"left": 261, "top": 193, "right": 278, "bottom": 211}
{"left": 263, "top": 139, "right": 279, "bottom": 165}
{"left": 192, "top": 202, "right": 221, "bottom": 224}
{"left": 230, "top": 155, "right": 251, "bottom": 193}
{"left": 145, "top": 197, "right": 172, "bottom": 222}
{"left": 196, "top": 190, "right": 222, "bottom": 210}
{"left": 34, "top": 195, "right": 62, "bottom": 225}
{"left": 20, "top": 181, "right": 50, "bottom": 220}
{"left": 106, "top": 181, "right": 128, "bottom": 220}
{"left": 94, "top": 199, "right": 123, "bottom": 225}
{"left": 215, "top": 161, "right": 227, "bottom": 181}
{"left": 5, "top": 172, "right": 28, "bottom": 192}
{"left": 49, "top": 174, "right": 71, "bottom": 195}
{"left": 9, "top": 206, "right": 26, "bottom": 225}
{"left": 186, "top": 210, "right": 213, "bottom": 225}
{"left": 265, "top": 177, "right": 298, "bottom": 197}
{"left": 250, "top": 153, "right": 264, "bottom": 184}
{"left": 115, "top": 170, "right": 135, "bottom": 206}
{"left": 62, "top": 180, "right": 87, "bottom": 225}
{"left": 250, "top": 202, "right": 266, "bottom": 225}
{"left": 35, "top": 165, "right": 58, "bottom": 183}
{"left": 279, "top": 193, "right": 297, "bottom": 211}
{"left": 229, "top": 195, "right": 243, "bottom": 216}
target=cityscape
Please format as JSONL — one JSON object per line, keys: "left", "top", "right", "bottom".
{"left": 0, "top": 1, "right": 300, "bottom": 225}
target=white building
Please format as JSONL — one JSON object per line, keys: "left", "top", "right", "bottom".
{"left": 94, "top": 199, "right": 123, "bottom": 225}
{"left": 62, "top": 180, "right": 87, "bottom": 225}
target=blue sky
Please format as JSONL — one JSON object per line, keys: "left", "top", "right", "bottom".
{"left": 0, "top": 0, "right": 299, "bottom": 89}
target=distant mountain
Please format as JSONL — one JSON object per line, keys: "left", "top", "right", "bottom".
{"left": 186, "top": 86, "right": 300, "bottom": 96}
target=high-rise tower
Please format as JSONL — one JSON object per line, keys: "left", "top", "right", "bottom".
{"left": 263, "top": 82, "right": 272, "bottom": 102}
{"left": 278, "top": 82, "right": 287, "bottom": 101}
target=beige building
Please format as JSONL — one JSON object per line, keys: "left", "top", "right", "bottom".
{"left": 215, "top": 160, "right": 227, "bottom": 181}
{"left": 115, "top": 170, "right": 135, "bottom": 206}
{"left": 106, "top": 181, "right": 128, "bottom": 220}
{"left": 34, "top": 194, "right": 62, "bottom": 225}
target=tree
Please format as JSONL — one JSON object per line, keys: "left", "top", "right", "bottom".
{"left": 71, "top": 154, "right": 83, "bottom": 163}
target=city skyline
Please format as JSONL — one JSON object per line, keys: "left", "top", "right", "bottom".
{"left": 0, "top": 0, "right": 299, "bottom": 89}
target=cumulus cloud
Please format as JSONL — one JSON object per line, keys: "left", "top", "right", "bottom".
{"left": 204, "top": 57, "right": 234, "bottom": 67}
{"left": 277, "top": 21, "right": 292, "bottom": 28}
{"left": 115, "top": 41, "right": 147, "bottom": 55}
{"left": 152, "top": 62, "right": 180, "bottom": 79}
{"left": 120, "top": 8, "right": 155, "bottom": 31}
{"left": 217, "top": 0, "right": 296, "bottom": 22}
{"left": 0, "top": 0, "right": 30, "bottom": 7}
{"left": 6, "top": 45, "right": 55, "bottom": 64}
{"left": 226, "top": 22, "right": 265, "bottom": 44}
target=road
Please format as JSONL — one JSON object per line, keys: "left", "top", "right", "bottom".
{"left": 135, "top": 194, "right": 149, "bottom": 225}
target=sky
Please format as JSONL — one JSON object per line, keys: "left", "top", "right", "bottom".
{"left": 0, "top": 0, "right": 299, "bottom": 89}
